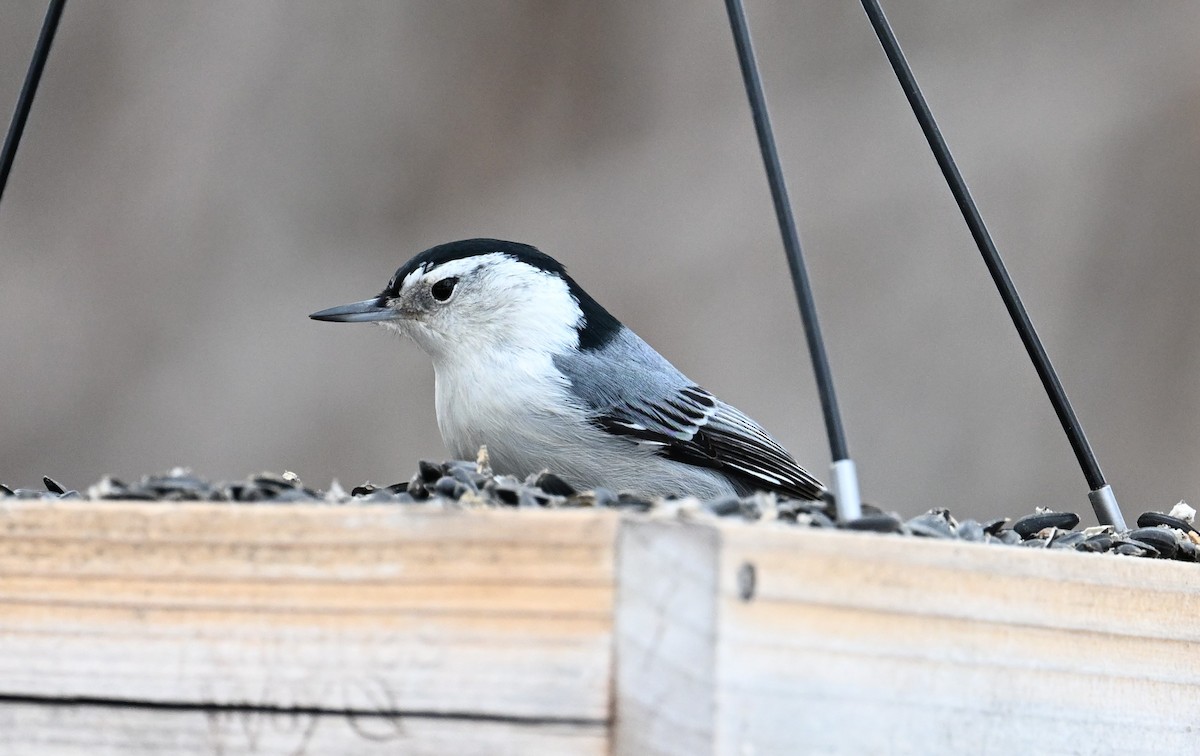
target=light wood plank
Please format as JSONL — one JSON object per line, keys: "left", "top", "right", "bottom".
{"left": 615, "top": 519, "right": 1200, "bottom": 755}
{"left": 613, "top": 520, "right": 718, "bottom": 756}
{"left": 699, "top": 521, "right": 1199, "bottom": 754}
{"left": 0, "top": 502, "right": 618, "bottom": 722}
{"left": 0, "top": 701, "right": 607, "bottom": 756}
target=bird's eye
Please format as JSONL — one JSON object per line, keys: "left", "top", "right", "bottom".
{"left": 431, "top": 277, "right": 459, "bottom": 302}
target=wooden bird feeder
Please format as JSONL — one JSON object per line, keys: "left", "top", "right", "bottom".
{"left": 1, "top": 501, "right": 1195, "bottom": 754}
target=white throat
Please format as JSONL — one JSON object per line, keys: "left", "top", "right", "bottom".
{"left": 393, "top": 255, "right": 587, "bottom": 461}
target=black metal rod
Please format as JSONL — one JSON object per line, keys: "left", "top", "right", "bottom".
{"left": 723, "top": 0, "right": 850, "bottom": 463}
{"left": 859, "top": 2, "right": 1117, "bottom": 505}
{"left": 0, "top": 0, "right": 66, "bottom": 208}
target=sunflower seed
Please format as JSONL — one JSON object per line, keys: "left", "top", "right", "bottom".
{"left": 433, "top": 476, "right": 460, "bottom": 498}
{"left": 981, "top": 517, "right": 1009, "bottom": 535}
{"left": 1012, "top": 511, "right": 1079, "bottom": 539}
{"left": 1136, "top": 512, "right": 1197, "bottom": 535}
{"left": 706, "top": 495, "right": 742, "bottom": 517}
{"left": 534, "top": 472, "right": 575, "bottom": 497}
{"left": 845, "top": 513, "right": 903, "bottom": 533}
{"left": 1114, "top": 542, "right": 1153, "bottom": 557}
{"left": 1127, "top": 528, "right": 1179, "bottom": 559}
{"left": 417, "top": 460, "right": 442, "bottom": 484}
{"left": 1077, "top": 534, "right": 1114, "bottom": 553}
{"left": 996, "top": 529, "right": 1023, "bottom": 545}
{"left": 614, "top": 492, "right": 653, "bottom": 511}
{"left": 956, "top": 519, "right": 986, "bottom": 541}
{"left": 1049, "top": 531, "right": 1086, "bottom": 549}
{"left": 905, "top": 509, "right": 956, "bottom": 538}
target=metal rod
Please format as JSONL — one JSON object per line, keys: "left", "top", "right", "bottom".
{"left": 0, "top": 0, "right": 66, "bottom": 208}
{"left": 723, "top": 0, "right": 861, "bottom": 521}
{"left": 858, "top": 0, "right": 1125, "bottom": 529}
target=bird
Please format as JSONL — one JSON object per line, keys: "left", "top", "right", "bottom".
{"left": 310, "top": 238, "right": 825, "bottom": 501}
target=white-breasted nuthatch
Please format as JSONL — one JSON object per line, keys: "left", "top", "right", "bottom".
{"left": 311, "top": 239, "right": 825, "bottom": 500}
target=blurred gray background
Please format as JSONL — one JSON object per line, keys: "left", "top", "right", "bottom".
{"left": 1, "top": 1, "right": 1197, "bottom": 521}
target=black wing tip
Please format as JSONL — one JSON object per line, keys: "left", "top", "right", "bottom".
{"left": 592, "top": 388, "right": 828, "bottom": 500}
{"left": 688, "top": 452, "right": 826, "bottom": 501}
{"left": 726, "top": 472, "right": 826, "bottom": 501}
{"left": 593, "top": 408, "right": 827, "bottom": 500}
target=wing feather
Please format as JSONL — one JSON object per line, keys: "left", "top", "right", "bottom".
{"left": 595, "top": 385, "right": 825, "bottom": 500}
{"left": 551, "top": 331, "right": 825, "bottom": 500}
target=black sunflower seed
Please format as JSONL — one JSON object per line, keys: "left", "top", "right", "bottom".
{"left": 1114, "top": 542, "right": 1153, "bottom": 557}
{"left": 981, "top": 518, "right": 1009, "bottom": 535}
{"left": 845, "top": 513, "right": 903, "bottom": 533}
{"left": 956, "top": 519, "right": 986, "bottom": 542}
{"left": 1136, "top": 512, "right": 1197, "bottom": 535}
{"left": 535, "top": 472, "right": 575, "bottom": 497}
{"left": 418, "top": 460, "right": 442, "bottom": 484}
{"left": 490, "top": 481, "right": 520, "bottom": 506}
{"left": 802, "top": 510, "right": 836, "bottom": 529}
{"left": 1012, "top": 511, "right": 1079, "bottom": 539}
{"left": 1176, "top": 539, "right": 1199, "bottom": 562}
{"left": 996, "top": 530, "right": 1023, "bottom": 545}
{"left": 614, "top": 492, "right": 653, "bottom": 511}
{"left": 1077, "top": 534, "right": 1113, "bottom": 553}
{"left": 905, "top": 510, "right": 956, "bottom": 538}
{"left": 433, "top": 476, "right": 459, "bottom": 498}
{"left": 706, "top": 495, "right": 742, "bottom": 516}
{"left": 1050, "top": 531, "right": 1086, "bottom": 549}
{"left": 1128, "top": 528, "right": 1179, "bottom": 559}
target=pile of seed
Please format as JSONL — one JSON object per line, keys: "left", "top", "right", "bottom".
{"left": 3, "top": 460, "right": 1196, "bottom": 563}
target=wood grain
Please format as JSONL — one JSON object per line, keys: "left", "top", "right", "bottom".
{"left": 616, "top": 519, "right": 1200, "bottom": 755}
{"left": 0, "top": 700, "right": 606, "bottom": 756}
{"left": 0, "top": 502, "right": 617, "bottom": 726}
{"left": 4, "top": 502, "right": 1197, "bottom": 754}
{"left": 614, "top": 520, "right": 719, "bottom": 755}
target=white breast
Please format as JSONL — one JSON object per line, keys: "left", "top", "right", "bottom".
{"left": 434, "top": 347, "right": 582, "bottom": 466}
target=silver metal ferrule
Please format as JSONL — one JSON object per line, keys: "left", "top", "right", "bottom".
{"left": 830, "top": 458, "right": 863, "bottom": 523}
{"left": 1088, "top": 484, "right": 1127, "bottom": 531}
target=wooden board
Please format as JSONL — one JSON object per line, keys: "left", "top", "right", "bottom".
{"left": 3, "top": 501, "right": 1198, "bottom": 754}
{"left": 0, "top": 700, "right": 606, "bottom": 756}
{"left": 615, "top": 519, "right": 1200, "bottom": 755}
{"left": 0, "top": 502, "right": 616, "bottom": 753}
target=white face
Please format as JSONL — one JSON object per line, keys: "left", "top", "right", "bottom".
{"left": 379, "top": 253, "right": 583, "bottom": 362}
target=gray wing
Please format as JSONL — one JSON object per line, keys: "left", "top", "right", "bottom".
{"left": 554, "top": 330, "right": 826, "bottom": 500}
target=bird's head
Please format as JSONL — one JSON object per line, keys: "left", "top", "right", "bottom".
{"left": 310, "top": 239, "right": 622, "bottom": 362}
